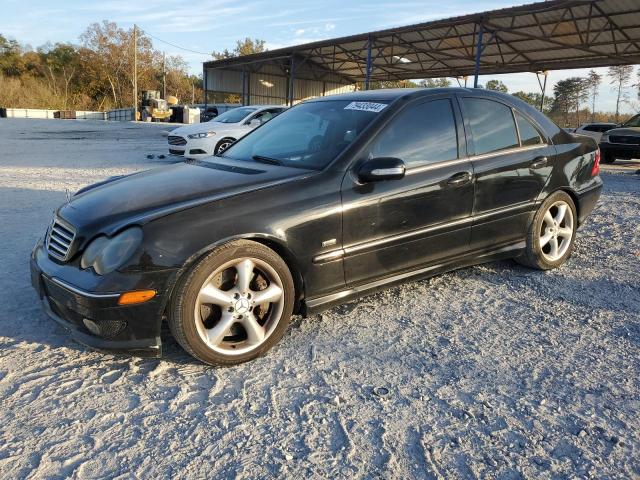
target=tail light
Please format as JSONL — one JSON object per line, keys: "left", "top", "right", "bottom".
{"left": 591, "top": 149, "right": 601, "bottom": 177}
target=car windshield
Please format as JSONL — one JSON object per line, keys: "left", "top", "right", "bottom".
{"left": 622, "top": 114, "right": 640, "bottom": 128}
{"left": 219, "top": 100, "right": 388, "bottom": 170}
{"left": 211, "top": 107, "right": 257, "bottom": 123}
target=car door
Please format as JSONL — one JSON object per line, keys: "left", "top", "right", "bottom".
{"left": 341, "top": 96, "right": 474, "bottom": 285}
{"left": 458, "top": 96, "right": 555, "bottom": 251}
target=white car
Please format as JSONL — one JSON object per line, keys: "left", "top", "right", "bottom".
{"left": 168, "top": 105, "right": 286, "bottom": 159}
{"left": 573, "top": 122, "right": 617, "bottom": 143}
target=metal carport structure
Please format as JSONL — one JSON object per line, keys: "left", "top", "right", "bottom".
{"left": 203, "top": 0, "right": 640, "bottom": 106}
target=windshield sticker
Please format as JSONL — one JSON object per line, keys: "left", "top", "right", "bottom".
{"left": 344, "top": 101, "right": 387, "bottom": 113}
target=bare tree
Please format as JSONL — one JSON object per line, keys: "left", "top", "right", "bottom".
{"left": 608, "top": 65, "right": 633, "bottom": 122}
{"left": 586, "top": 69, "right": 601, "bottom": 122}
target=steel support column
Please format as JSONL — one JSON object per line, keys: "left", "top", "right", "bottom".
{"left": 473, "top": 23, "right": 484, "bottom": 88}
{"left": 203, "top": 68, "right": 208, "bottom": 110}
{"left": 288, "top": 55, "right": 296, "bottom": 106}
{"left": 536, "top": 71, "right": 548, "bottom": 112}
{"left": 241, "top": 70, "right": 246, "bottom": 106}
{"left": 365, "top": 34, "right": 373, "bottom": 90}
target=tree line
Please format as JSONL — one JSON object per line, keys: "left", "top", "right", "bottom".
{"left": 0, "top": 22, "right": 202, "bottom": 111}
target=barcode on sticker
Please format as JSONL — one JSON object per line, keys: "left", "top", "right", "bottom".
{"left": 344, "top": 101, "right": 387, "bottom": 113}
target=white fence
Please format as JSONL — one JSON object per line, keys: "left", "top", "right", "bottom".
{"left": 2, "top": 108, "right": 59, "bottom": 119}
{"left": 106, "top": 108, "right": 135, "bottom": 121}
{"left": 1, "top": 108, "right": 132, "bottom": 122}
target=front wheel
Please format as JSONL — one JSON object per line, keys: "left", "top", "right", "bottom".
{"left": 214, "top": 138, "right": 235, "bottom": 155}
{"left": 169, "top": 240, "right": 295, "bottom": 365}
{"left": 516, "top": 191, "right": 577, "bottom": 270}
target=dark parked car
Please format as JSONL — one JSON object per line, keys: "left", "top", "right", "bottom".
{"left": 31, "top": 88, "right": 602, "bottom": 365}
{"left": 599, "top": 113, "right": 640, "bottom": 163}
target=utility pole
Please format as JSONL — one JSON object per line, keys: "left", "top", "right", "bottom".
{"left": 133, "top": 24, "right": 138, "bottom": 121}
{"left": 162, "top": 51, "right": 166, "bottom": 99}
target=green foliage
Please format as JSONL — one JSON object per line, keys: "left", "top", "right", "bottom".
{"left": 212, "top": 38, "right": 266, "bottom": 60}
{"left": 485, "top": 79, "right": 508, "bottom": 93}
{"left": 512, "top": 91, "right": 552, "bottom": 112}
{"left": 420, "top": 78, "right": 452, "bottom": 88}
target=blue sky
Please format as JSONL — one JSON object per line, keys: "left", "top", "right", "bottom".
{"left": 3, "top": 0, "right": 638, "bottom": 114}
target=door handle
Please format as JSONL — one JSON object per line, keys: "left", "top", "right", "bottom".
{"left": 447, "top": 172, "right": 472, "bottom": 186}
{"left": 530, "top": 156, "right": 548, "bottom": 169}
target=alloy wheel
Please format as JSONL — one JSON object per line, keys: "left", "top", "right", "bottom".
{"left": 539, "top": 200, "right": 574, "bottom": 262}
{"left": 216, "top": 140, "right": 233, "bottom": 154}
{"left": 194, "top": 257, "right": 285, "bottom": 356}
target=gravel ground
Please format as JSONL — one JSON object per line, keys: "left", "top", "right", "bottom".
{"left": 0, "top": 119, "right": 639, "bottom": 479}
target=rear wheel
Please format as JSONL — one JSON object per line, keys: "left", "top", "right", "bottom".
{"left": 516, "top": 191, "right": 577, "bottom": 270}
{"left": 169, "top": 240, "right": 294, "bottom": 365}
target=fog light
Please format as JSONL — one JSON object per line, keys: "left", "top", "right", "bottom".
{"left": 118, "top": 290, "right": 156, "bottom": 305}
{"left": 83, "top": 318, "right": 101, "bottom": 335}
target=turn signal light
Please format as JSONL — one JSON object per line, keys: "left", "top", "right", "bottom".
{"left": 118, "top": 290, "right": 156, "bottom": 305}
{"left": 591, "top": 149, "right": 601, "bottom": 177}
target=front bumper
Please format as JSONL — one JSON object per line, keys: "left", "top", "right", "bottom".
{"left": 30, "top": 242, "right": 176, "bottom": 358}
{"left": 183, "top": 137, "right": 215, "bottom": 159}
{"left": 600, "top": 141, "right": 640, "bottom": 159}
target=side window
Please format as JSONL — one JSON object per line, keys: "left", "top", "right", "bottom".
{"left": 369, "top": 99, "right": 458, "bottom": 167}
{"left": 515, "top": 111, "right": 543, "bottom": 146}
{"left": 583, "top": 125, "right": 598, "bottom": 132}
{"left": 462, "top": 98, "right": 519, "bottom": 155}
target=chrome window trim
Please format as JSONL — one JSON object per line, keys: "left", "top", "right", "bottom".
{"left": 467, "top": 143, "right": 548, "bottom": 162}
{"left": 404, "top": 144, "right": 548, "bottom": 175}
{"left": 50, "top": 277, "right": 121, "bottom": 299}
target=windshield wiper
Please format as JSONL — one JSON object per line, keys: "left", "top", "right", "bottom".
{"left": 252, "top": 155, "right": 283, "bottom": 166}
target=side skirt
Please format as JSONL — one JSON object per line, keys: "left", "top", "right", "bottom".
{"left": 302, "top": 241, "right": 525, "bottom": 315}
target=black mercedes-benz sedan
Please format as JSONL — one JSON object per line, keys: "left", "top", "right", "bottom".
{"left": 31, "top": 88, "right": 602, "bottom": 365}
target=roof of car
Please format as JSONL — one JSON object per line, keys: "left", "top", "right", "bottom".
{"left": 308, "top": 87, "right": 457, "bottom": 102}
{"left": 580, "top": 122, "right": 617, "bottom": 126}
{"left": 243, "top": 105, "right": 287, "bottom": 109}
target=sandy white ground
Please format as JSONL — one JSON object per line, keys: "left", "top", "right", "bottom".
{"left": 0, "top": 119, "right": 638, "bottom": 479}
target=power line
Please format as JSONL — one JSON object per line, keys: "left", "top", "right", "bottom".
{"left": 139, "top": 27, "right": 212, "bottom": 57}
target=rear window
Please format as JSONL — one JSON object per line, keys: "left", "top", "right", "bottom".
{"left": 462, "top": 98, "right": 519, "bottom": 155}
{"left": 515, "top": 112, "right": 543, "bottom": 146}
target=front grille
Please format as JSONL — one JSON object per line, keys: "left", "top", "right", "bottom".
{"left": 46, "top": 218, "right": 76, "bottom": 261}
{"left": 609, "top": 135, "right": 640, "bottom": 145}
{"left": 168, "top": 135, "right": 187, "bottom": 146}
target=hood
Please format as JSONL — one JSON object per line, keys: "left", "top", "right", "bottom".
{"left": 171, "top": 120, "right": 238, "bottom": 136}
{"left": 605, "top": 127, "right": 640, "bottom": 136}
{"left": 58, "top": 158, "right": 312, "bottom": 238}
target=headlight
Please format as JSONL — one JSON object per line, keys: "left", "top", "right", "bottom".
{"left": 601, "top": 134, "right": 609, "bottom": 143}
{"left": 81, "top": 227, "right": 143, "bottom": 275}
{"left": 187, "top": 131, "right": 216, "bottom": 139}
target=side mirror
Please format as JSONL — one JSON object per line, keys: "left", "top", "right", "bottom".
{"left": 248, "top": 118, "right": 262, "bottom": 126}
{"left": 357, "top": 157, "right": 406, "bottom": 183}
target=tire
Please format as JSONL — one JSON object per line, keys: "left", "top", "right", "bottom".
{"left": 601, "top": 152, "right": 615, "bottom": 164}
{"left": 169, "top": 240, "right": 295, "bottom": 365}
{"left": 214, "top": 138, "right": 235, "bottom": 155}
{"left": 516, "top": 191, "right": 578, "bottom": 270}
